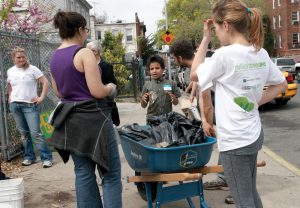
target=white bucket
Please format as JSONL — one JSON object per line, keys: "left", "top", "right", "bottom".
{"left": 0, "top": 178, "right": 24, "bottom": 208}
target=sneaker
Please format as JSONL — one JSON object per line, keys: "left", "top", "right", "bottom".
{"left": 225, "top": 195, "right": 234, "bottom": 204}
{"left": 42, "top": 160, "right": 53, "bottom": 168}
{"left": 22, "top": 159, "right": 35, "bottom": 166}
{"left": 203, "top": 178, "right": 229, "bottom": 190}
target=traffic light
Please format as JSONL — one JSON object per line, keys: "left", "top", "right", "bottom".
{"left": 162, "top": 30, "right": 175, "bottom": 45}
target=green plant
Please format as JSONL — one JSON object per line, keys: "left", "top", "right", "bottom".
{"left": 102, "top": 31, "right": 131, "bottom": 95}
{"left": 0, "top": 0, "right": 15, "bottom": 24}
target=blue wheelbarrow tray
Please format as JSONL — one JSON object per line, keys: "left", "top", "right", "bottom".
{"left": 120, "top": 133, "right": 217, "bottom": 173}
{"left": 120, "top": 132, "right": 217, "bottom": 208}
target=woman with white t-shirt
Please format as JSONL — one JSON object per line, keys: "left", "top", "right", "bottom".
{"left": 7, "top": 47, "right": 53, "bottom": 168}
{"left": 191, "top": 1, "right": 287, "bottom": 207}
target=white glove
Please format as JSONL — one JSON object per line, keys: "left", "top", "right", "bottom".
{"left": 107, "top": 83, "right": 117, "bottom": 99}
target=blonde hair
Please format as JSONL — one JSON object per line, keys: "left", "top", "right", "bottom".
{"left": 12, "top": 47, "right": 29, "bottom": 68}
{"left": 212, "top": 0, "right": 264, "bottom": 51}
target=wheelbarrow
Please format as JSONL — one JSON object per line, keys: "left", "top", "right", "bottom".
{"left": 120, "top": 132, "right": 215, "bottom": 208}
{"left": 120, "top": 133, "right": 266, "bottom": 208}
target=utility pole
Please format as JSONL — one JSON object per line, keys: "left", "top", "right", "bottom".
{"left": 164, "top": 0, "right": 172, "bottom": 80}
{"left": 164, "top": 0, "right": 168, "bottom": 31}
{"left": 87, "top": 0, "right": 99, "bottom": 15}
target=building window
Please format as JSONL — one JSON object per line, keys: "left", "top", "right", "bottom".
{"left": 273, "top": 16, "right": 276, "bottom": 29}
{"left": 292, "top": 11, "right": 299, "bottom": 25}
{"left": 278, "top": 0, "right": 281, "bottom": 6}
{"left": 273, "top": 0, "right": 275, "bottom": 9}
{"left": 278, "top": 15, "right": 282, "bottom": 27}
{"left": 97, "top": 31, "right": 101, "bottom": 40}
{"left": 274, "top": 39, "right": 277, "bottom": 49}
{"left": 126, "top": 28, "right": 133, "bottom": 42}
{"left": 291, "top": 0, "right": 299, "bottom": 3}
{"left": 279, "top": 35, "right": 282, "bottom": 48}
{"left": 292, "top": 33, "right": 299, "bottom": 44}
{"left": 71, "top": 0, "right": 74, "bottom": 11}
{"left": 112, "top": 29, "right": 119, "bottom": 36}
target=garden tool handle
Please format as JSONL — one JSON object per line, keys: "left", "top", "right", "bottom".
{"left": 189, "top": 161, "right": 267, "bottom": 174}
{"left": 127, "top": 172, "right": 203, "bottom": 183}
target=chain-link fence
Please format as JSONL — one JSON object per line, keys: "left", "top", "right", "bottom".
{"left": 0, "top": 30, "right": 59, "bottom": 161}
{"left": 0, "top": 30, "right": 144, "bottom": 161}
{"left": 111, "top": 60, "right": 143, "bottom": 101}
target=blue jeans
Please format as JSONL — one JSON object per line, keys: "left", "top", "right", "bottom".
{"left": 71, "top": 125, "right": 122, "bottom": 208}
{"left": 9, "top": 102, "right": 52, "bottom": 162}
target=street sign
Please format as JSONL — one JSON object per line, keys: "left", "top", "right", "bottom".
{"left": 162, "top": 30, "right": 175, "bottom": 45}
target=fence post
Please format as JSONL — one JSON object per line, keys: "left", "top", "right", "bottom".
{"left": 0, "top": 38, "right": 9, "bottom": 160}
{"left": 131, "top": 59, "right": 139, "bottom": 102}
{"left": 37, "top": 37, "right": 41, "bottom": 69}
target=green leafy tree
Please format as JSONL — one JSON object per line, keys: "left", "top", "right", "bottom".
{"left": 102, "top": 31, "right": 126, "bottom": 59}
{"left": 137, "top": 35, "right": 157, "bottom": 65}
{"left": 101, "top": 31, "right": 130, "bottom": 94}
{"left": 263, "top": 15, "right": 274, "bottom": 55}
{"left": 163, "top": 0, "right": 214, "bottom": 47}
{"left": 0, "top": 0, "right": 15, "bottom": 25}
{"left": 156, "top": 0, "right": 267, "bottom": 49}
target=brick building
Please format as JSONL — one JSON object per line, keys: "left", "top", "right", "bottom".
{"left": 266, "top": 0, "right": 300, "bottom": 60}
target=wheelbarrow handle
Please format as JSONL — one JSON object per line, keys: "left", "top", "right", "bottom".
{"left": 189, "top": 160, "right": 266, "bottom": 174}
{"left": 127, "top": 161, "right": 266, "bottom": 183}
{"left": 127, "top": 172, "right": 203, "bottom": 183}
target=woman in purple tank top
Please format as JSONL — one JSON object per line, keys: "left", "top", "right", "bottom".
{"left": 49, "top": 11, "right": 122, "bottom": 208}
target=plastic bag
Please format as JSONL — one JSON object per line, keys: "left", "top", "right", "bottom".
{"left": 119, "top": 112, "right": 207, "bottom": 148}
{"left": 147, "top": 112, "right": 207, "bottom": 145}
{"left": 119, "top": 123, "right": 152, "bottom": 141}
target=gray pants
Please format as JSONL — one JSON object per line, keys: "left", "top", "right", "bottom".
{"left": 220, "top": 130, "right": 264, "bottom": 208}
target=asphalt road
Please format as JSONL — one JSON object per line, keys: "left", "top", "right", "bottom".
{"left": 259, "top": 88, "right": 300, "bottom": 169}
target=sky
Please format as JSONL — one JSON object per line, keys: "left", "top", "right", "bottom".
{"left": 87, "top": 0, "right": 165, "bottom": 36}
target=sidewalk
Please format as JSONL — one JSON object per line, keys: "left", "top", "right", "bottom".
{"left": 12, "top": 101, "right": 300, "bottom": 208}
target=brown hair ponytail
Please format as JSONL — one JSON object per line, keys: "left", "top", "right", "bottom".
{"left": 248, "top": 8, "right": 264, "bottom": 51}
{"left": 53, "top": 11, "right": 86, "bottom": 39}
{"left": 212, "top": 0, "right": 264, "bottom": 51}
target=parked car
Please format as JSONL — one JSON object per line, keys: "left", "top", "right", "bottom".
{"left": 271, "top": 57, "right": 296, "bottom": 74}
{"left": 264, "top": 71, "right": 298, "bottom": 105}
{"left": 295, "top": 62, "right": 300, "bottom": 82}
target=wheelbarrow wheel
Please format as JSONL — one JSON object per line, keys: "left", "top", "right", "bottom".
{"left": 135, "top": 172, "right": 157, "bottom": 201}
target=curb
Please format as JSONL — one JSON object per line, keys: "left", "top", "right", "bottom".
{"left": 262, "top": 145, "right": 300, "bottom": 176}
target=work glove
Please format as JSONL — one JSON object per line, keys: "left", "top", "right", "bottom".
{"left": 107, "top": 83, "right": 117, "bottom": 99}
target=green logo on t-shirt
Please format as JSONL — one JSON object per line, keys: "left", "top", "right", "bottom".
{"left": 234, "top": 96, "right": 254, "bottom": 112}
{"left": 235, "top": 62, "right": 266, "bottom": 71}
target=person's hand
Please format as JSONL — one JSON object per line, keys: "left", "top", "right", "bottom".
{"left": 107, "top": 83, "right": 117, "bottom": 99}
{"left": 202, "top": 121, "right": 216, "bottom": 137}
{"left": 203, "top": 19, "right": 213, "bottom": 42}
{"left": 189, "top": 95, "right": 195, "bottom": 103}
{"left": 31, "top": 96, "right": 43, "bottom": 105}
{"left": 185, "top": 85, "right": 192, "bottom": 93}
{"left": 167, "top": 92, "right": 177, "bottom": 104}
{"left": 142, "top": 92, "right": 150, "bottom": 104}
